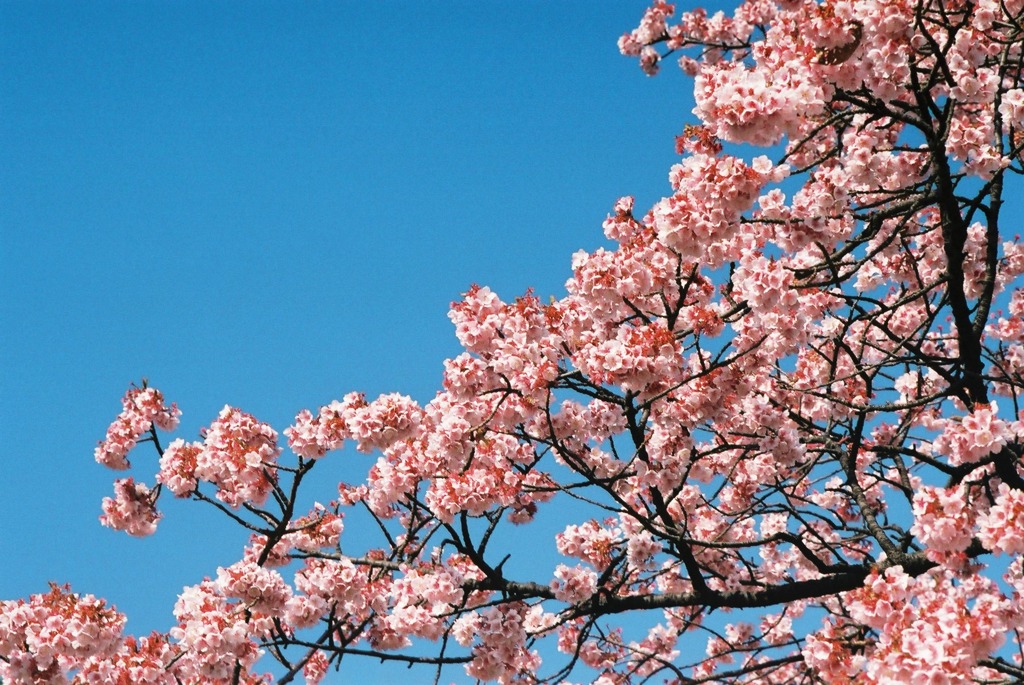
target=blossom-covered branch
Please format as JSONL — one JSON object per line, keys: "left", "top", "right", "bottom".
{"left": 5, "top": 0, "right": 1024, "bottom": 683}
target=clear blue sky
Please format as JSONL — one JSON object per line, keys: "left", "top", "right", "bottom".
{"left": 1, "top": 2, "right": 699, "bottom": 681}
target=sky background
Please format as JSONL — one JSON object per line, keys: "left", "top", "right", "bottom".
{"left": 1, "top": 2, "right": 706, "bottom": 681}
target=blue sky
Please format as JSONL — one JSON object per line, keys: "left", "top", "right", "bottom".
{"left": 1, "top": 1, "right": 700, "bottom": 681}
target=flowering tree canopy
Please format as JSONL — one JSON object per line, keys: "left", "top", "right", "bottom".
{"left": 6, "top": 0, "right": 1024, "bottom": 682}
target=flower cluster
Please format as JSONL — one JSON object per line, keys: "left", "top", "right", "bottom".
{"left": 156, "top": 438, "right": 201, "bottom": 497}
{"left": 454, "top": 604, "right": 542, "bottom": 684}
{"left": 910, "top": 484, "right": 976, "bottom": 559}
{"left": 73, "top": 633, "right": 178, "bottom": 685}
{"left": 99, "top": 477, "right": 161, "bottom": 536}
{"left": 194, "top": 406, "right": 281, "bottom": 508}
{"left": 977, "top": 484, "right": 1024, "bottom": 555}
{"left": 0, "top": 584, "right": 126, "bottom": 682}
{"left": 170, "top": 581, "right": 263, "bottom": 681}
{"left": 932, "top": 403, "right": 1012, "bottom": 466}
{"left": 650, "top": 151, "right": 784, "bottom": 268}
{"left": 286, "top": 391, "right": 424, "bottom": 457}
{"left": 95, "top": 386, "right": 179, "bottom": 470}
{"left": 840, "top": 568, "right": 1019, "bottom": 683}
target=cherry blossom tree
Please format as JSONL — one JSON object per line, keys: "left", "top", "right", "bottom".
{"left": 5, "top": 0, "right": 1024, "bottom": 682}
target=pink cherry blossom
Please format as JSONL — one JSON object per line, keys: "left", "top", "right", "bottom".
{"left": 215, "top": 560, "right": 292, "bottom": 616}
{"left": 99, "top": 478, "right": 161, "bottom": 537}
{"left": 550, "top": 564, "right": 599, "bottom": 604}
{"left": 284, "top": 504, "right": 343, "bottom": 553}
{"left": 156, "top": 438, "right": 201, "bottom": 497}
{"left": 74, "top": 633, "right": 178, "bottom": 685}
{"left": 910, "top": 484, "right": 977, "bottom": 559}
{"left": 170, "top": 580, "right": 264, "bottom": 682}
{"left": 195, "top": 406, "right": 281, "bottom": 508}
{"left": 977, "top": 483, "right": 1024, "bottom": 555}
{"left": 932, "top": 403, "right": 1011, "bottom": 466}
{"left": 95, "top": 386, "right": 179, "bottom": 470}
{"left": 454, "top": 604, "right": 542, "bottom": 684}
{"left": 0, "top": 584, "right": 126, "bottom": 681}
